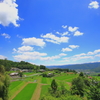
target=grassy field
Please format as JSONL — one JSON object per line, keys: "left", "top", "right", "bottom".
{"left": 9, "top": 72, "right": 88, "bottom": 100}
{"left": 9, "top": 81, "right": 23, "bottom": 90}
{"left": 40, "top": 85, "right": 50, "bottom": 98}
{"left": 13, "top": 83, "right": 37, "bottom": 100}
{"left": 9, "top": 73, "right": 76, "bottom": 100}
{"left": 9, "top": 81, "right": 26, "bottom": 99}
{"left": 41, "top": 77, "right": 47, "bottom": 84}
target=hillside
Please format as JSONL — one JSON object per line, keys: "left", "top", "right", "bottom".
{"left": 47, "top": 62, "right": 100, "bottom": 70}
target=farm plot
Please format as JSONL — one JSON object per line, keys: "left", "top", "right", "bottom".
{"left": 41, "top": 77, "right": 47, "bottom": 84}
{"left": 40, "top": 85, "right": 50, "bottom": 98}
{"left": 9, "top": 81, "right": 23, "bottom": 90}
{"left": 9, "top": 81, "right": 26, "bottom": 99}
{"left": 13, "top": 83, "right": 37, "bottom": 100}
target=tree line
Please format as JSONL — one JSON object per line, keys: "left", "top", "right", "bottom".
{"left": 41, "top": 72, "right": 100, "bottom": 100}
{"left": 0, "top": 59, "right": 46, "bottom": 71}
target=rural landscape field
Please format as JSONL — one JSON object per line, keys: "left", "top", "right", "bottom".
{"left": 0, "top": 0, "right": 100, "bottom": 100}
{"left": 0, "top": 59, "right": 100, "bottom": 100}
{"left": 9, "top": 72, "right": 77, "bottom": 100}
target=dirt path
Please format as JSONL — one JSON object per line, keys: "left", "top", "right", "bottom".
{"left": 9, "top": 82, "right": 28, "bottom": 100}
{"left": 66, "top": 82, "right": 71, "bottom": 86}
{"left": 31, "top": 78, "right": 42, "bottom": 100}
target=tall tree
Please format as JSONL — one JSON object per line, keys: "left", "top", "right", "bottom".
{"left": 51, "top": 79, "right": 58, "bottom": 93}
{"left": 0, "top": 65, "right": 10, "bottom": 100}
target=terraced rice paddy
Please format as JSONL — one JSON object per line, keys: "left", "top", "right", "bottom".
{"left": 13, "top": 83, "right": 37, "bottom": 100}
{"left": 9, "top": 72, "right": 78, "bottom": 100}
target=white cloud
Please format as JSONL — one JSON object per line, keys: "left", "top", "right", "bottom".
{"left": 69, "top": 45, "right": 79, "bottom": 49}
{"left": 87, "top": 52, "right": 94, "bottom": 55}
{"left": 68, "top": 26, "right": 78, "bottom": 32}
{"left": 22, "top": 37, "right": 46, "bottom": 47}
{"left": 41, "top": 33, "right": 69, "bottom": 44}
{"left": 94, "top": 49, "right": 100, "bottom": 54}
{"left": 56, "top": 31, "right": 69, "bottom": 36}
{"left": 13, "top": 51, "right": 47, "bottom": 61}
{"left": 40, "top": 53, "right": 67, "bottom": 61}
{"left": 56, "top": 31, "right": 61, "bottom": 35}
{"left": 87, "top": 49, "right": 100, "bottom": 55}
{"left": 62, "top": 25, "right": 67, "bottom": 29}
{"left": 74, "top": 31, "right": 84, "bottom": 36}
{"left": 63, "top": 53, "right": 93, "bottom": 62}
{"left": 0, "top": 0, "right": 19, "bottom": 27}
{"left": 62, "top": 32, "right": 69, "bottom": 36}
{"left": 95, "top": 54, "right": 100, "bottom": 57}
{"left": 0, "top": 55, "right": 7, "bottom": 59}
{"left": 62, "top": 49, "right": 100, "bottom": 62}
{"left": 1, "top": 33, "right": 10, "bottom": 38}
{"left": 88, "top": 1, "right": 99, "bottom": 9}
{"left": 13, "top": 46, "right": 34, "bottom": 53}
{"left": 59, "top": 53, "right": 67, "bottom": 56}
{"left": 62, "top": 47, "right": 72, "bottom": 52}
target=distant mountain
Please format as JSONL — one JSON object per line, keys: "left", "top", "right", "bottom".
{"left": 47, "top": 62, "right": 100, "bottom": 70}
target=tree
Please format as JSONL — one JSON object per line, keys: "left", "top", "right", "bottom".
{"left": 40, "top": 65, "right": 46, "bottom": 69}
{"left": 79, "top": 72, "right": 84, "bottom": 77}
{"left": 71, "top": 77, "right": 86, "bottom": 97}
{"left": 18, "top": 71, "right": 23, "bottom": 77}
{"left": 51, "top": 79, "right": 58, "bottom": 93}
{"left": 87, "top": 78, "right": 100, "bottom": 100}
{"left": 0, "top": 65, "right": 10, "bottom": 100}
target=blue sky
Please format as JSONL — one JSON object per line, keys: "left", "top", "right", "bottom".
{"left": 0, "top": 0, "right": 100, "bottom": 65}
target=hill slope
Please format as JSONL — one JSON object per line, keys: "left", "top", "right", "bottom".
{"left": 47, "top": 62, "right": 100, "bottom": 70}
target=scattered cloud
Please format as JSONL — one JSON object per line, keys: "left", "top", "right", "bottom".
{"left": 0, "top": 0, "right": 20, "bottom": 27}
{"left": 41, "top": 33, "right": 69, "bottom": 44}
{"left": 0, "top": 55, "right": 7, "bottom": 59}
{"left": 62, "top": 32, "right": 69, "bottom": 36}
{"left": 40, "top": 53, "right": 67, "bottom": 61}
{"left": 62, "top": 47, "right": 72, "bottom": 52}
{"left": 22, "top": 37, "right": 46, "bottom": 47}
{"left": 68, "top": 26, "right": 78, "bottom": 32}
{"left": 59, "top": 53, "right": 67, "bottom": 56}
{"left": 13, "top": 46, "right": 34, "bottom": 53}
{"left": 13, "top": 51, "right": 47, "bottom": 61}
{"left": 95, "top": 54, "right": 100, "bottom": 57}
{"left": 61, "top": 45, "right": 79, "bottom": 52}
{"left": 74, "top": 31, "right": 84, "bottom": 36}
{"left": 62, "top": 49, "right": 100, "bottom": 62}
{"left": 56, "top": 31, "right": 69, "bottom": 36}
{"left": 88, "top": 1, "right": 99, "bottom": 9}
{"left": 69, "top": 45, "right": 79, "bottom": 49}
{"left": 62, "top": 25, "right": 67, "bottom": 29}
{"left": 87, "top": 49, "right": 100, "bottom": 55}
{"left": 13, "top": 51, "right": 67, "bottom": 62}
{"left": 1, "top": 33, "right": 11, "bottom": 38}
{"left": 16, "top": 34, "right": 22, "bottom": 38}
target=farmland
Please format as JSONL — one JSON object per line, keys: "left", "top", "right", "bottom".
{"left": 8, "top": 72, "right": 100, "bottom": 100}
{"left": 8, "top": 72, "right": 78, "bottom": 100}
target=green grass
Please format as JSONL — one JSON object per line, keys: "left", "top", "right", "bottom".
{"left": 13, "top": 83, "right": 37, "bottom": 100}
{"left": 40, "top": 85, "right": 50, "bottom": 98}
{"left": 9, "top": 81, "right": 23, "bottom": 90}
{"left": 41, "top": 77, "right": 47, "bottom": 84}
{"left": 9, "top": 81, "right": 26, "bottom": 98}
{"left": 46, "top": 78, "right": 52, "bottom": 85}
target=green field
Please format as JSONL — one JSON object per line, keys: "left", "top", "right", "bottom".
{"left": 9, "top": 73, "right": 76, "bottom": 100}
{"left": 40, "top": 85, "right": 50, "bottom": 98}
{"left": 13, "top": 83, "right": 37, "bottom": 100}
{"left": 9, "top": 81, "right": 23, "bottom": 90}
{"left": 41, "top": 77, "right": 47, "bottom": 84}
{"left": 9, "top": 72, "right": 100, "bottom": 100}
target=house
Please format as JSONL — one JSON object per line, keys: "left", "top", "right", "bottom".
{"left": 38, "top": 69, "right": 45, "bottom": 72}
{"left": 10, "top": 68, "right": 20, "bottom": 71}
{"left": 10, "top": 72, "right": 19, "bottom": 76}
